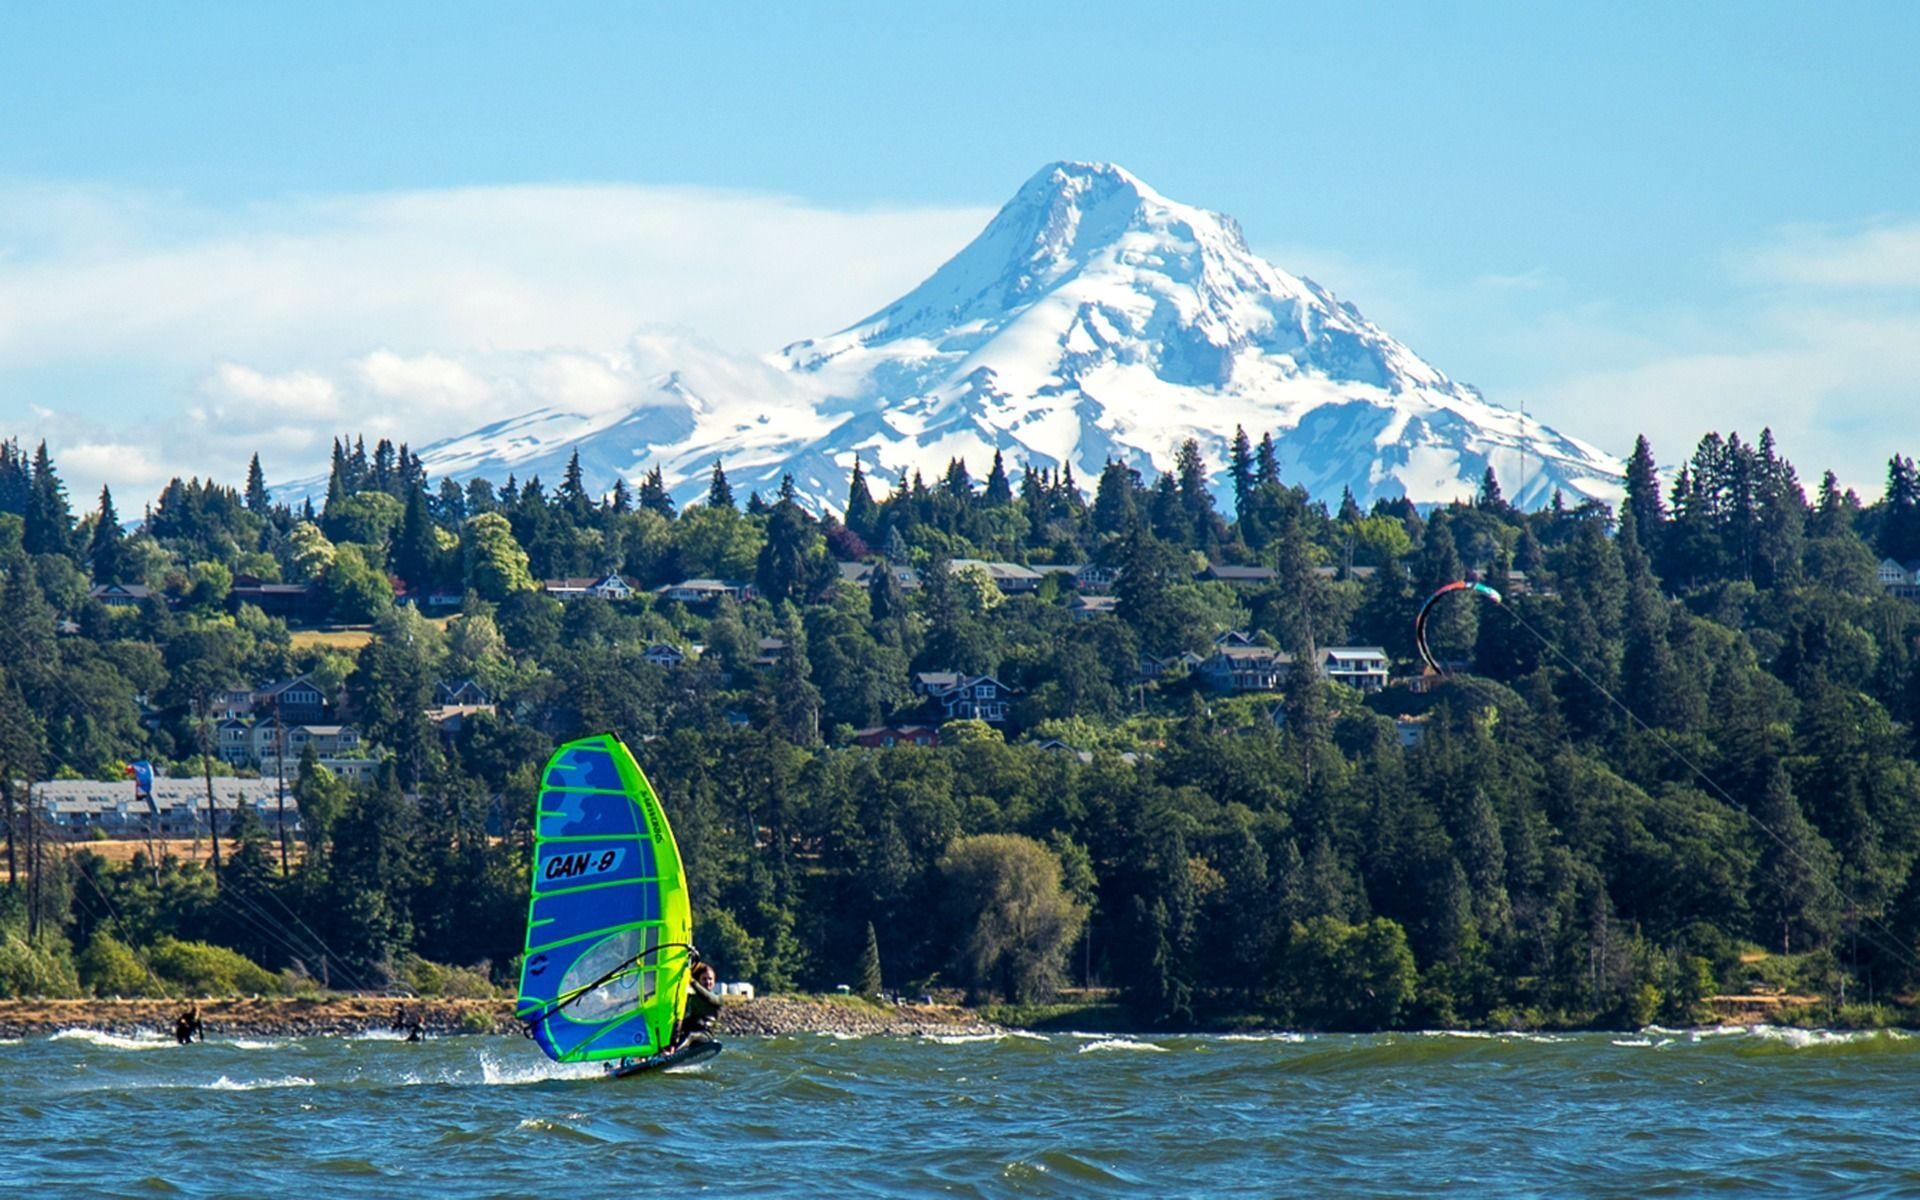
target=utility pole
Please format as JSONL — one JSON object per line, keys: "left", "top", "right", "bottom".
{"left": 273, "top": 697, "right": 289, "bottom": 874}
{"left": 195, "top": 698, "right": 222, "bottom": 884}
{"left": 24, "top": 781, "right": 39, "bottom": 939}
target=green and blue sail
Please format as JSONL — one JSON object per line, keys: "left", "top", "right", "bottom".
{"left": 516, "top": 734, "right": 692, "bottom": 1063}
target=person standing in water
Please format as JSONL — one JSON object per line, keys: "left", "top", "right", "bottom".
{"left": 675, "top": 961, "right": 722, "bottom": 1049}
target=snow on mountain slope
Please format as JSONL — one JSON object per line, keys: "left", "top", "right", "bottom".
{"left": 392, "top": 161, "right": 1621, "bottom": 513}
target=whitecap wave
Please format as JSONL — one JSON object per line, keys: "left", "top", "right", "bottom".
{"left": 1077, "top": 1038, "right": 1166, "bottom": 1053}
{"left": 815, "top": 1031, "right": 865, "bottom": 1041}
{"left": 1746, "top": 1025, "right": 1897, "bottom": 1048}
{"left": 1217, "top": 1033, "right": 1306, "bottom": 1043}
{"left": 223, "top": 1038, "right": 288, "bottom": 1051}
{"left": 204, "top": 1074, "right": 316, "bottom": 1091}
{"left": 1612, "top": 1038, "right": 1653, "bottom": 1047}
{"left": 50, "top": 1029, "right": 174, "bottom": 1051}
{"left": 478, "top": 1054, "right": 603, "bottom": 1085}
{"left": 924, "top": 1031, "right": 1049, "bottom": 1044}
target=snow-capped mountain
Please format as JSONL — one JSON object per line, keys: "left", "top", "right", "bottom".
{"left": 395, "top": 162, "right": 1623, "bottom": 512}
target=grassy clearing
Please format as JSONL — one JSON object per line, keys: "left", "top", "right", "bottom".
{"left": 289, "top": 627, "right": 376, "bottom": 651}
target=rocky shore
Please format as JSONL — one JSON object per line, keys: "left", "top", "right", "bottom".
{"left": 0, "top": 995, "right": 1000, "bottom": 1041}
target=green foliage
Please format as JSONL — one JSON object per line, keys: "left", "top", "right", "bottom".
{"left": 146, "top": 937, "right": 281, "bottom": 997}
{"left": 18, "top": 423, "right": 1920, "bottom": 1034}
{"left": 397, "top": 953, "right": 500, "bottom": 998}
{"left": 78, "top": 931, "right": 154, "bottom": 997}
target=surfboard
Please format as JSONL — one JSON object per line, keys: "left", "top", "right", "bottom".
{"left": 607, "top": 1037, "right": 725, "bottom": 1078}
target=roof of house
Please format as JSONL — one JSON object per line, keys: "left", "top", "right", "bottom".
{"left": 1323, "top": 646, "right": 1389, "bottom": 662}
{"left": 1210, "top": 645, "right": 1292, "bottom": 664}
{"left": 1201, "top": 565, "right": 1276, "bottom": 582}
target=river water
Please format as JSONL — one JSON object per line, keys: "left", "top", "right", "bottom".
{"left": 6, "top": 1025, "right": 1920, "bottom": 1197}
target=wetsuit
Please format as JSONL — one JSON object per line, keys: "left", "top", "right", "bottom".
{"left": 677, "top": 979, "right": 722, "bottom": 1046}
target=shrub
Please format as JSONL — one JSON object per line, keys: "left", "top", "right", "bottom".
{"left": 0, "top": 931, "right": 82, "bottom": 999}
{"left": 398, "top": 954, "right": 499, "bottom": 998}
{"left": 78, "top": 932, "right": 153, "bottom": 997}
{"left": 148, "top": 938, "right": 280, "bottom": 996}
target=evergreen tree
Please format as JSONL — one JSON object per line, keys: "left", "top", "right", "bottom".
{"left": 559, "top": 450, "right": 592, "bottom": 521}
{"left": 1255, "top": 432, "right": 1281, "bottom": 487}
{"left": 87, "top": 486, "right": 127, "bottom": 585}
{"left": 1228, "top": 426, "right": 1254, "bottom": 516}
{"left": 394, "top": 483, "right": 441, "bottom": 590}
{"left": 1623, "top": 434, "right": 1665, "bottom": 549}
{"left": 638, "top": 467, "right": 676, "bottom": 518}
{"left": 23, "top": 441, "right": 74, "bottom": 558}
{"left": 983, "top": 451, "right": 1013, "bottom": 507}
{"left": 1880, "top": 455, "right": 1920, "bottom": 563}
{"left": 855, "top": 920, "right": 884, "bottom": 996}
{"left": 608, "top": 476, "right": 631, "bottom": 515}
{"left": 244, "top": 454, "right": 271, "bottom": 514}
{"left": 707, "top": 461, "right": 735, "bottom": 510}
{"left": 1098, "top": 458, "right": 1136, "bottom": 533}
{"left": 845, "top": 458, "right": 877, "bottom": 538}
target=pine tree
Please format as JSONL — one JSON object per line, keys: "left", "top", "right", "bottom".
{"left": 855, "top": 920, "right": 884, "bottom": 996}
{"left": 23, "top": 441, "right": 74, "bottom": 558}
{"left": 1093, "top": 461, "right": 1137, "bottom": 536}
{"left": 608, "top": 476, "right": 632, "bottom": 515}
{"left": 88, "top": 485, "right": 127, "bottom": 585}
{"left": 1623, "top": 434, "right": 1665, "bottom": 546}
{"left": 244, "top": 454, "right": 271, "bottom": 513}
{"left": 560, "top": 450, "right": 592, "bottom": 520}
{"left": 707, "top": 461, "right": 735, "bottom": 510}
{"left": 638, "top": 467, "right": 676, "bottom": 517}
{"left": 983, "top": 451, "right": 1013, "bottom": 507}
{"left": 845, "top": 457, "right": 877, "bottom": 538}
{"left": 394, "top": 483, "right": 440, "bottom": 590}
{"left": 1255, "top": 432, "right": 1281, "bottom": 486}
{"left": 1229, "top": 426, "right": 1254, "bottom": 516}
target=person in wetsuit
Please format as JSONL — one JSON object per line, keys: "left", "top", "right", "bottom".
{"left": 174, "top": 1003, "right": 203, "bottom": 1045}
{"left": 674, "top": 961, "right": 721, "bottom": 1050}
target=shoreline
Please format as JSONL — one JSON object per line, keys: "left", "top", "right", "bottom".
{"left": 0, "top": 995, "right": 1003, "bottom": 1041}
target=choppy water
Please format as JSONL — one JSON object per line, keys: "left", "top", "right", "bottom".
{"left": 6, "top": 1025, "right": 1920, "bottom": 1197}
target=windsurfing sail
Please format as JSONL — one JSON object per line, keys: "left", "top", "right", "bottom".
{"left": 516, "top": 733, "right": 693, "bottom": 1063}
{"left": 1413, "top": 581, "right": 1503, "bottom": 674}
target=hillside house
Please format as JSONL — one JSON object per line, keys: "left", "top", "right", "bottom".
{"left": 1198, "top": 565, "right": 1275, "bottom": 587}
{"left": 435, "top": 680, "right": 491, "bottom": 706}
{"left": 643, "top": 643, "right": 689, "bottom": 668}
{"left": 1069, "top": 595, "right": 1118, "bottom": 621}
{"left": 1879, "top": 559, "right": 1920, "bottom": 600}
{"left": 227, "top": 576, "right": 324, "bottom": 622}
{"left": 914, "top": 673, "right": 1019, "bottom": 723}
{"left": 88, "top": 583, "right": 153, "bottom": 608}
{"left": 254, "top": 676, "right": 330, "bottom": 724}
{"left": 1200, "top": 645, "right": 1293, "bottom": 693}
{"left": 656, "top": 578, "right": 756, "bottom": 604}
{"left": 544, "top": 572, "right": 637, "bottom": 601}
{"left": 1319, "top": 647, "right": 1390, "bottom": 691}
{"left": 949, "top": 559, "right": 1043, "bottom": 594}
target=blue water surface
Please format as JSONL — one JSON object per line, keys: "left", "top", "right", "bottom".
{"left": 5, "top": 1025, "right": 1920, "bottom": 1197}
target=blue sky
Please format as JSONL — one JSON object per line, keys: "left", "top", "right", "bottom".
{"left": 4, "top": 1, "right": 1917, "bottom": 501}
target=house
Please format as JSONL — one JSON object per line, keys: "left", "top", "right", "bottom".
{"left": 544, "top": 572, "right": 637, "bottom": 601}
{"left": 425, "top": 703, "right": 495, "bottom": 741}
{"left": 1312, "top": 565, "right": 1378, "bottom": 583}
{"left": 752, "top": 637, "right": 789, "bottom": 670}
{"left": 1319, "top": 647, "right": 1390, "bottom": 692}
{"left": 853, "top": 724, "right": 941, "bottom": 749}
{"left": 642, "top": 643, "right": 688, "bottom": 668}
{"left": 227, "top": 576, "right": 323, "bottom": 622}
{"left": 32, "top": 777, "right": 298, "bottom": 840}
{"left": 215, "top": 717, "right": 254, "bottom": 765}
{"left": 837, "top": 562, "right": 923, "bottom": 591}
{"left": 1069, "top": 595, "right": 1119, "bottom": 621}
{"left": 1073, "top": 563, "right": 1119, "bottom": 593}
{"left": 212, "top": 687, "right": 256, "bottom": 721}
{"left": 1198, "top": 565, "right": 1276, "bottom": 587}
{"left": 88, "top": 583, "right": 153, "bottom": 607}
{"left": 435, "top": 680, "right": 491, "bottom": 707}
{"left": 949, "top": 559, "right": 1043, "bottom": 595}
{"left": 1214, "top": 629, "right": 1256, "bottom": 647}
{"left": 1878, "top": 559, "right": 1920, "bottom": 600}
{"left": 915, "top": 673, "right": 1020, "bottom": 723}
{"left": 1395, "top": 716, "right": 1429, "bottom": 748}
{"left": 1135, "top": 650, "right": 1203, "bottom": 682}
{"left": 251, "top": 722, "right": 366, "bottom": 765}
{"left": 1199, "top": 644, "right": 1293, "bottom": 693}
{"left": 656, "top": 579, "right": 756, "bottom": 604}
{"left": 254, "top": 676, "right": 330, "bottom": 724}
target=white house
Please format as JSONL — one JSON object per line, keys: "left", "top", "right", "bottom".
{"left": 1319, "top": 647, "right": 1390, "bottom": 692}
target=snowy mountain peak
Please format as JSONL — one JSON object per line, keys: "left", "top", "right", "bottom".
{"left": 394, "top": 162, "right": 1623, "bottom": 514}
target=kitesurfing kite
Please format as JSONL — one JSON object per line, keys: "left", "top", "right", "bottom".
{"left": 1413, "top": 581, "right": 1503, "bottom": 674}
{"left": 515, "top": 733, "right": 721, "bottom": 1078}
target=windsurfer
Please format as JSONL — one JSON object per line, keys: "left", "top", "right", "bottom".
{"left": 673, "top": 961, "right": 722, "bottom": 1050}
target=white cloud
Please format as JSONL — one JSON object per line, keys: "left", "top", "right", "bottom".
{"left": 0, "top": 180, "right": 991, "bottom": 501}
{"left": 1740, "top": 220, "right": 1920, "bottom": 291}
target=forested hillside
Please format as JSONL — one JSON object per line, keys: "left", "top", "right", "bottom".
{"left": 3, "top": 428, "right": 1920, "bottom": 1030}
